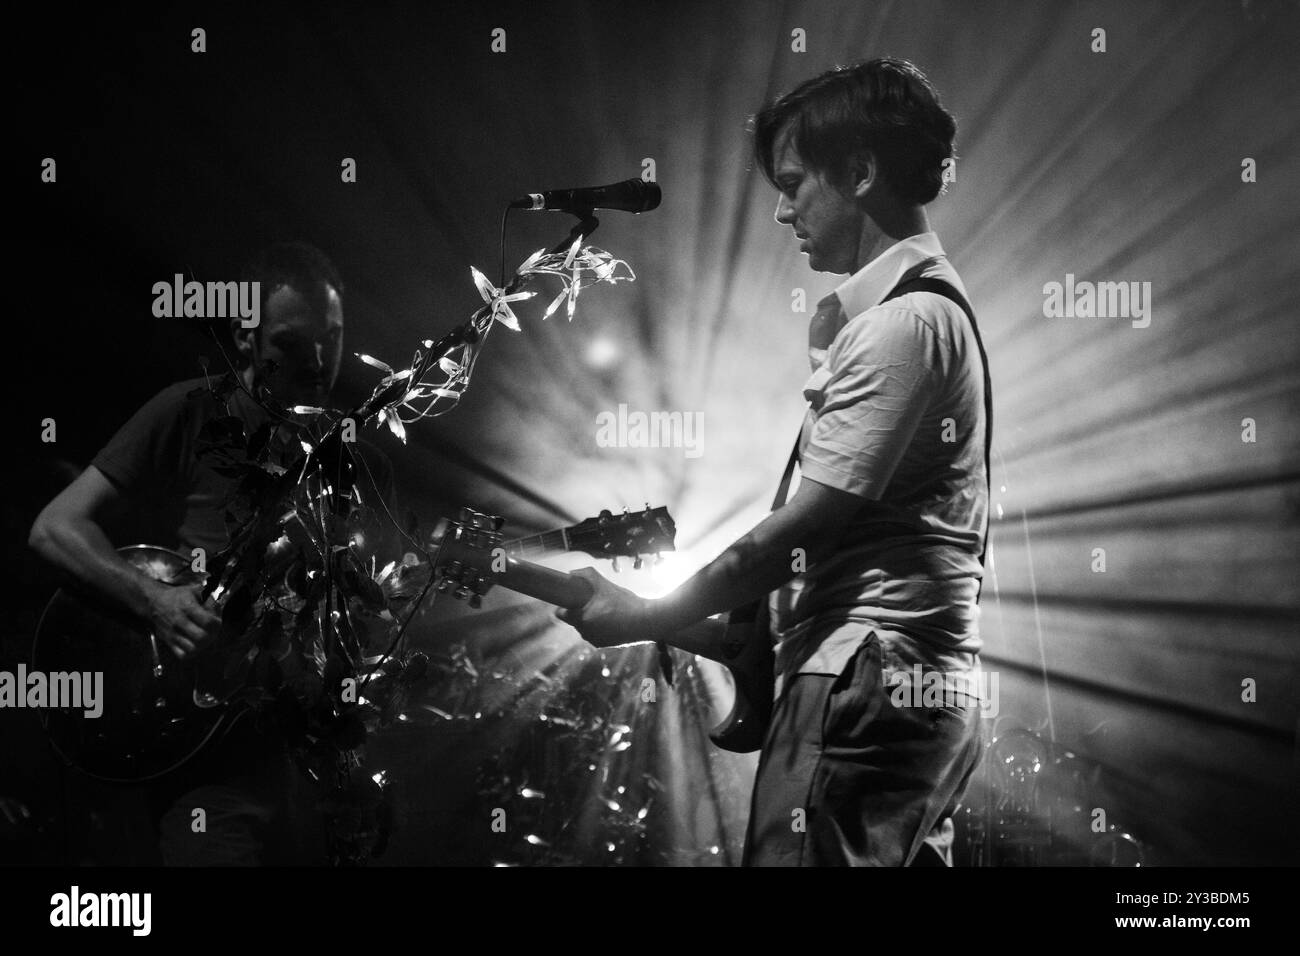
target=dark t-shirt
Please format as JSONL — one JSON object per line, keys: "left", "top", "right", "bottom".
{"left": 91, "top": 376, "right": 395, "bottom": 558}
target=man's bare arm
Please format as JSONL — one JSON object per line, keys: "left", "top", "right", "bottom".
{"left": 557, "top": 476, "right": 865, "bottom": 648}
{"left": 654, "top": 476, "right": 863, "bottom": 632}
{"left": 28, "top": 465, "right": 219, "bottom": 655}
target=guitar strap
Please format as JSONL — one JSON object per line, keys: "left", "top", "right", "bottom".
{"left": 884, "top": 273, "right": 993, "bottom": 594}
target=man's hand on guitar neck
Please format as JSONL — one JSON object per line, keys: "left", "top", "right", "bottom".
{"left": 556, "top": 476, "right": 864, "bottom": 650}
{"left": 555, "top": 567, "right": 661, "bottom": 648}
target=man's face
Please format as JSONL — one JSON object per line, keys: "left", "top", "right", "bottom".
{"left": 771, "top": 128, "right": 865, "bottom": 275}
{"left": 249, "top": 283, "right": 344, "bottom": 408}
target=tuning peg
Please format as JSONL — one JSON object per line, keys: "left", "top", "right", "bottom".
{"left": 469, "top": 593, "right": 483, "bottom": 609}
{"left": 611, "top": 556, "right": 621, "bottom": 573}
{"left": 634, "top": 556, "right": 644, "bottom": 570}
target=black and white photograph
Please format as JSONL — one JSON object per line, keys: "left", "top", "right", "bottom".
{"left": 3, "top": 0, "right": 1297, "bottom": 935}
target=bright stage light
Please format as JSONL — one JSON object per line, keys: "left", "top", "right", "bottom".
{"left": 614, "top": 504, "right": 771, "bottom": 599}
{"left": 584, "top": 336, "right": 620, "bottom": 369}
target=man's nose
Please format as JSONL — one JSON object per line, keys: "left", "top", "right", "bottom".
{"left": 774, "top": 194, "right": 795, "bottom": 225}
{"left": 308, "top": 343, "right": 324, "bottom": 370}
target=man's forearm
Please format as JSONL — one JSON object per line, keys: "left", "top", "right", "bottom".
{"left": 30, "top": 515, "right": 161, "bottom": 619}
{"left": 654, "top": 505, "right": 838, "bottom": 633}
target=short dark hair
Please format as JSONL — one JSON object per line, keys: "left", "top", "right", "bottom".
{"left": 753, "top": 58, "right": 956, "bottom": 205}
{"left": 239, "top": 241, "right": 344, "bottom": 332}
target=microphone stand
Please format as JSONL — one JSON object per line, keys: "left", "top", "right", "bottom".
{"left": 547, "top": 212, "right": 671, "bottom": 685}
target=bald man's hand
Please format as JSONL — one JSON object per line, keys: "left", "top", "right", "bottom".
{"left": 145, "top": 582, "right": 221, "bottom": 658}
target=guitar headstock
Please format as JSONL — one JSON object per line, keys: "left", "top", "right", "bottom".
{"left": 566, "top": 505, "right": 676, "bottom": 568}
{"left": 431, "top": 507, "right": 505, "bottom": 608}
{"left": 389, "top": 504, "right": 680, "bottom": 606}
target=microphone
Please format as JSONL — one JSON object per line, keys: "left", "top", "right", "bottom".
{"left": 510, "top": 178, "right": 661, "bottom": 214}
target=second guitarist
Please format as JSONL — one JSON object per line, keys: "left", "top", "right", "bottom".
{"left": 29, "top": 242, "right": 394, "bottom": 865}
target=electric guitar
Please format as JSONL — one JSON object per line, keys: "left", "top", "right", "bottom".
{"left": 434, "top": 508, "right": 774, "bottom": 753}
{"left": 31, "top": 506, "right": 676, "bottom": 783}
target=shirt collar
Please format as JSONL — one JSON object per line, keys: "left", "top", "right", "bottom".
{"left": 827, "top": 230, "right": 946, "bottom": 320}
{"left": 807, "top": 231, "right": 946, "bottom": 370}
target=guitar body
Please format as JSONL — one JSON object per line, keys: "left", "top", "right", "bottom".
{"left": 498, "top": 556, "right": 775, "bottom": 753}
{"left": 32, "top": 546, "right": 240, "bottom": 783}
{"left": 706, "top": 600, "right": 775, "bottom": 754}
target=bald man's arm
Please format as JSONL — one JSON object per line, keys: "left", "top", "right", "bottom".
{"left": 29, "top": 466, "right": 219, "bottom": 656}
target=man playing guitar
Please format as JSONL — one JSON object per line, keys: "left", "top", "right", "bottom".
{"left": 558, "top": 59, "right": 990, "bottom": 866}
{"left": 29, "top": 241, "right": 393, "bottom": 865}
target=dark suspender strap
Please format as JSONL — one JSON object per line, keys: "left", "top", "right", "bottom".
{"left": 772, "top": 439, "right": 801, "bottom": 511}
{"left": 881, "top": 274, "right": 994, "bottom": 586}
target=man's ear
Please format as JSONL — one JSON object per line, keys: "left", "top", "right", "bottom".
{"left": 850, "top": 150, "right": 878, "bottom": 200}
{"left": 231, "top": 317, "right": 257, "bottom": 364}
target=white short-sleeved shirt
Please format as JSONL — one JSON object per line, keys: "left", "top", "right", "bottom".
{"left": 769, "top": 232, "right": 989, "bottom": 692}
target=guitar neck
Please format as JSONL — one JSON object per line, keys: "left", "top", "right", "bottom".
{"left": 501, "top": 529, "right": 571, "bottom": 560}
{"left": 385, "top": 520, "right": 619, "bottom": 604}
{"left": 498, "top": 557, "right": 594, "bottom": 608}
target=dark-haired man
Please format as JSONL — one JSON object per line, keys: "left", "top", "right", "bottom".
{"left": 30, "top": 241, "right": 393, "bottom": 865}
{"left": 559, "top": 59, "right": 989, "bottom": 866}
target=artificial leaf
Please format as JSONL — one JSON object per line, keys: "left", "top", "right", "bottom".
{"left": 358, "top": 353, "right": 394, "bottom": 375}
{"left": 471, "top": 266, "right": 496, "bottom": 303}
